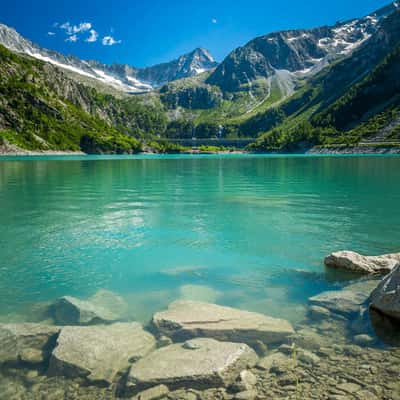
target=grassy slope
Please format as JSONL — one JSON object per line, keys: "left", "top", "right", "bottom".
{"left": 0, "top": 44, "right": 162, "bottom": 153}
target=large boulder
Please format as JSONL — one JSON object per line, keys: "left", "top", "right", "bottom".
{"left": 370, "top": 263, "right": 400, "bottom": 320}
{"left": 309, "top": 290, "right": 367, "bottom": 317}
{"left": 0, "top": 323, "right": 60, "bottom": 364}
{"left": 126, "top": 338, "right": 258, "bottom": 394}
{"left": 49, "top": 322, "right": 156, "bottom": 385}
{"left": 152, "top": 301, "right": 294, "bottom": 346}
{"left": 50, "top": 290, "right": 128, "bottom": 325}
{"left": 324, "top": 251, "right": 400, "bottom": 274}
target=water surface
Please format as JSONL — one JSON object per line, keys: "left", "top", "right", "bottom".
{"left": 1, "top": 154, "right": 399, "bottom": 323}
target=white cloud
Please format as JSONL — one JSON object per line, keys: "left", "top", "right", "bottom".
{"left": 60, "top": 21, "right": 92, "bottom": 36}
{"left": 86, "top": 29, "right": 98, "bottom": 43}
{"left": 65, "top": 34, "right": 78, "bottom": 43}
{"left": 102, "top": 35, "right": 121, "bottom": 46}
{"left": 73, "top": 22, "right": 92, "bottom": 34}
{"left": 47, "top": 31, "right": 56, "bottom": 36}
{"left": 212, "top": 18, "right": 218, "bottom": 24}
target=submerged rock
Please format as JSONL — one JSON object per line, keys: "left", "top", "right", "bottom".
{"left": 0, "top": 323, "right": 60, "bottom": 364}
{"left": 324, "top": 251, "right": 400, "bottom": 274}
{"left": 152, "top": 300, "right": 294, "bottom": 347}
{"left": 49, "top": 322, "right": 156, "bottom": 385}
{"left": 309, "top": 290, "right": 367, "bottom": 317}
{"left": 370, "top": 263, "right": 400, "bottom": 321}
{"left": 50, "top": 289, "right": 128, "bottom": 325}
{"left": 126, "top": 338, "right": 258, "bottom": 394}
{"left": 179, "top": 284, "right": 221, "bottom": 303}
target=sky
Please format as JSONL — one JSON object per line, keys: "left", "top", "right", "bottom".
{"left": 1, "top": 0, "right": 393, "bottom": 67}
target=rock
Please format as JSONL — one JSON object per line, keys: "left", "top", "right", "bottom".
{"left": 234, "top": 390, "right": 257, "bottom": 400}
{"left": 51, "top": 295, "right": 119, "bottom": 325}
{"left": 179, "top": 285, "right": 221, "bottom": 303}
{"left": 49, "top": 323, "right": 156, "bottom": 385}
{"left": 308, "top": 305, "right": 331, "bottom": 320}
{"left": 132, "top": 384, "right": 169, "bottom": 400}
{"left": 88, "top": 289, "right": 129, "bottom": 318}
{"left": 370, "top": 263, "right": 400, "bottom": 320}
{"left": 344, "top": 280, "right": 380, "bottom": 295}
{"left": 353, "top": 334, "right": 375, "bottom": 346}
{"left": 232, "top": 370, "right": 257, "bottom": 392}
{"left": 0, "top": 323, "right": 60, "bottom": 364}
{"left": 324, "top": 251, "right": 400, "bottom": 274}
{"left": 298, "top": 349, "right": 320, "bottom": 365}
{"left": 126, "top": 338, "right": 258, "bottom": 394}
{"left": 309, "top": 290, "right": 367, "bottom": 316}
{"left": 257, "top": 352, "right": 291, "bottom": 371}
{"left": 152, "top": 301, "right": 294, "bottom": 347}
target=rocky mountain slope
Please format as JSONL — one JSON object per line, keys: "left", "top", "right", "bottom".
{"left": 206, "top": 2, "right": 399, "bottom": 93}
{"left": 0, "top": 44, "right": 169, "bottom": 153}
{"left": 247, "top": 8, "right": 400, "bottom": 150}
{"left": 0, "top": 24, "right": 217, "bottom": 93}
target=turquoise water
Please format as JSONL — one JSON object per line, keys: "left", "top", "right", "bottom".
{"left": 0, "top": 154, "right": 400, "bottom": 323}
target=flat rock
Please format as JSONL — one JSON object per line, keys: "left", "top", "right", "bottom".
{"left": 0, "top": 323, "right": 60, "bottom": 364}
{"left": 51, "top": 290, "right": 127, "bottom": 325}
{"left": 126, "top": 338, "right": 258, "bottom": 393}
{"left": 324, "top": 251, "right": 400, "bottom": 274}
{"left": 49, "top": 322, "right": 156, "bottom": 385}
{"left": 370, "top": 263, "right": 400, "bottom": 320}
{"left": 152, "top": 301, "right": 294, "bottom": 346}
{"left": 309, "top": 290, "right": 367, "bottom": 316}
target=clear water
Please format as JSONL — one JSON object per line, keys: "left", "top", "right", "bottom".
{"left": 0, "top": 154, "right": 400, "bottom": 324}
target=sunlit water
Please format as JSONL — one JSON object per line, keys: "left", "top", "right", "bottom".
{"left": 0, "top": 154, "right": 399, "bottom": 326}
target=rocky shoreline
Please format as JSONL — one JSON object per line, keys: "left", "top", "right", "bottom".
{"left": 0, "top": 252, "right": 400, "bottom": 399}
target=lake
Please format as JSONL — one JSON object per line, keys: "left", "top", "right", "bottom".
{"left": 1, "top": 154, "right": 399, "bottom": 324}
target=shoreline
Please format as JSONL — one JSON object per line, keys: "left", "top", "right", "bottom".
{"left": 1, "top": 146, "right": 400, "bottom": 157}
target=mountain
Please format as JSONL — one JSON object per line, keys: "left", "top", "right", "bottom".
{"left": 247, "top": 8, "right": 400, "bottom": 150}
{"left": 0, "top": 24, "right": 217, "bottom": 93}
{"left": 206, "top": 2, "right": 399, "bottom": 92}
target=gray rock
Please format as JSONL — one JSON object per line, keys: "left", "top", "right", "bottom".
{"left": 234, "top": 390, "right": 257, "bottom": 400}
{"left": 152, "top": 301, "right": 294, "bottom": 346}
{"left": 49, "top": 322, "right": 156, "bottom": 385}
{"left": 51, "top": 293, "right": 122, "bottom": 325}
{"left": 353, "top": 334, "right": 375, "bottom": 346}
{"left": 308, "top": 305, "right": 331, "bottom": 320}
{"left": 132, "top": 384, "right": 169, "bottom": 400}
{"left": 324, "top": 251, "right": 400, "bottom": 274}
{"left": 126, "top": 338, "right": 258, "bottom": 394}
{"left": 309, "top": 290, "right": 367, "bottom": 316}
{"left": 298, "top": 349, "right": 320, "bottom": 365}
{"left": 232, "top": 370, "right": 257, "bottom": 392}
{"left": 370, "top": 263, "right": 400, "bottom": 320}
{"left": 0, "top": 323, "right": 60, "bottom": 364}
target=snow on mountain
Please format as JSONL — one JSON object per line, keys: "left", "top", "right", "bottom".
{"left": 0, "top": 24, "right": 217, "bottom": 93}
{"left": 207, "top": 1, "right": 400, "bottom": 91}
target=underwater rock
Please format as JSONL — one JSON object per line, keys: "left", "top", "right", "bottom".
{"left": 370, "top": 263, "right": 400, "bottom": 321}
{"left": 50, "top": 290, "right": 127, "bottom": 325}
{"left": 179, "top": 284, "right": 221, "bottom": 303}
{"left": 309, "top": 290, "right": 368, "bottom": 317}
{"left": 152, "top": 300, "right": 294, "bottom": 347}
{"left": 0, "top": 323, "right": 60, "bottom": 364}
{"left": 324, "top": 251, "right": 400, "bottom": 274}
{"left": 125, "top": 338, "right": 258, "bottom": 394}
{"left": 256, "top": 352, "right": 291, "bottom": 372}
{"left": 49, "top": 322, "right": 156, "bottom": 385}
{"left": 131, "top": 384, "right": 169, "bottom": 400}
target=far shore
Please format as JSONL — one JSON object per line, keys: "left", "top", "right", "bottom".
{"left": 1, "top": 145, "right": 400, "bottom": 157}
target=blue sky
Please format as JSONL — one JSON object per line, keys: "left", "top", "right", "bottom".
{"left": 1, "top": 0, "right": 392, "bottom": 67}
